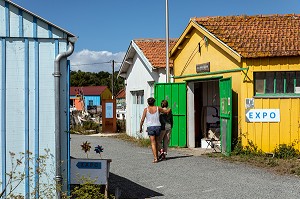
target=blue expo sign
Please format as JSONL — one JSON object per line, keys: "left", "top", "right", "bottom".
{"left": 76, "top": 161, "right": 102, "bottom": 169}
{"left": 246, "top": 109, "right": 280, "bottom": 123}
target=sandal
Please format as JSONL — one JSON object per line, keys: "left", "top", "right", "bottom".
{"left": 153, "top": 159, "right": 159, "bottom": 163}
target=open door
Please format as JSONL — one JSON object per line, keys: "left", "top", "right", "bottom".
{"left": 155, "top": 83, "right": 187, "bottom": 147}
{"left": 219, "top": 78, "right": 232, "bottom": 156}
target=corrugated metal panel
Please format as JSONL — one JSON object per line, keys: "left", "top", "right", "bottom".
{"left": 37, "top": 18, "right": 51, "bottom": 38}
{"left": 0, "top": 1, "right": 5, "bottom": 36}
{"left": 4, "top": 0, "right": 75, "bottom": 37}
{"left": 0, "top": 38, "right": 69, "bottom": 196}
{"left": 9, "top": 4, "right": 19, "bottom": 37}
{"left": 6, "top": 39, "right": 26, "bottom": 194}
{"left": 23, "top": 11, "right": 33, "bottom": 37}
{"left": 0, "top": 37, "right": 5, "bottom": 194}
{"left": 0, "top": 0, "right": 72, "bottom": 196}
{"left": 0, "top": 0, "right": 74, "bottom": 39}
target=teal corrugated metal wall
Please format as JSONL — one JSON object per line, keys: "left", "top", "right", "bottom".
{"left": 0, "top": 0, "right": 71, "bottom": 197}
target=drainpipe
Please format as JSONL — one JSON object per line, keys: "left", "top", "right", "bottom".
{"left": 53, "top": 37, "right": 77, "bottom": 199}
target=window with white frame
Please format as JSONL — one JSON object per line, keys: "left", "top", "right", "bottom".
{"left": 254, "top": 71, "right": 300, "bottom": 96}
{"left": 131, "top": 90, "right": 144, "bottom": 104}
{"left": 148, "top": 81, "right": 155, "bottom": 97}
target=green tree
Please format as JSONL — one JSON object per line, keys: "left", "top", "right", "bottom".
{"left": 70, "top": 70, "right": 125, "bottom": 96}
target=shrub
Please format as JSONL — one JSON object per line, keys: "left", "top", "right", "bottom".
{"left": 71, "top": 177, "right": 114, "bottom": 199}
{"left": 0, "top": 149, "right": 69, "bottom": 199}
{"left": 273, "top": 143, "right": 300, "bottom": 159}
{"left": 232, "top": 137, "right": 264, "bottom": 157}
{"left": 116, "top": 120, "right": 126, "bottom": 133}
{"left": 231, "top": 137, "right": 243, "bottom": 155}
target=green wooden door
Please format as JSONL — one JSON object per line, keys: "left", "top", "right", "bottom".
{"left": 155, "top": 83, "right": 187, "bottom": 147}
{"left": 219, "top": 78, "right": 232, "bottom": 155}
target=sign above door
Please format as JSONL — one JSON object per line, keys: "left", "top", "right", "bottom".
{"left": 196, "top": 62, "right": 210, "bottom": 73}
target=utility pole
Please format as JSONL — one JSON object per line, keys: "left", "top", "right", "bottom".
{"left": 111, "top": 60, "right": 114, "bottom": 99}
{"left": 165, "top": 0, "right": 169, "bottom": 83}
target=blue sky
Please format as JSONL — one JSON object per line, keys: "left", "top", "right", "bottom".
{"left": 12, "top": 0, "right": 300, "bottom": 72}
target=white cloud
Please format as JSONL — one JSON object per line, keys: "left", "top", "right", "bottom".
{"left": 69, "top": 49, "right": 125, "bottom": 73}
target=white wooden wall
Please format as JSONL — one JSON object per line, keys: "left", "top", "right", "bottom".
{"left": 125, "top": 54, "right": 165, "bottom": 138}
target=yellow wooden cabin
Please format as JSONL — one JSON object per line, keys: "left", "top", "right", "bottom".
{"left": 170, "top": 14, "right": 300, "bottom": 153}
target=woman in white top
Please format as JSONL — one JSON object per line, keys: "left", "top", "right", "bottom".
{"left": 140, "top": 97, "right": 170, "bottom": 163}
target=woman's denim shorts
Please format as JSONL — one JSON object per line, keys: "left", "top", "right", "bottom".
{"left": 147, "top": 126, "right": 161, "bottom": 136}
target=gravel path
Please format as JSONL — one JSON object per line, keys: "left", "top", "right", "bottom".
{"left": 71, "top": 134, "right": 300, "bottom": 199}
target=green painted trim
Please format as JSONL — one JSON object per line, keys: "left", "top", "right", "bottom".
{"left": 155, "top": 82, "right": 186, "bottom": 86}
{"left": 273, "top": 73, "right": 276, "bottom": 93}
{"left": 264, "top": 75, "right": 266, "bottom": 94}
{"left": 184, "top": 75, "right": 223, "bottom": 82}
{"left": 283, "top": 73, "right": 286, "bottom": 93}
{"left": 255, "top": 71, "right": 300, "bottom": 97}
{"left": 255, "top": 93, "right": 300, "bottom": 97}
{"left": 173, "top": 67, "right": 248, "bottom": 79}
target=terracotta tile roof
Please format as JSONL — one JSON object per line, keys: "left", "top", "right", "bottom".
{"left": 70, "top": 86, "right": 108, "bottom": 96}
{"left": 116, "top": 88, "right": 125, "bottom": 99}
{"left": 194, "top": 14, "right": 300, "bottom": 58}
{"left": 134, "top": 39, "right": 177, "bottom": 68}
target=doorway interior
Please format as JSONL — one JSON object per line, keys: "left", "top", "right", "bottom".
{"left": 194, "top": 79, "right": 220, "bottom": 148}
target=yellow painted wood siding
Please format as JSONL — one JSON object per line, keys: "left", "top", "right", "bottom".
{"left": 241, "top": 57, "right": 300, "bottom": 152}
{"left": 172, "top": 29, "right": 243, "bottom": 144}
{"left": 173, "top": 29, "right": 241, "bottom": 80}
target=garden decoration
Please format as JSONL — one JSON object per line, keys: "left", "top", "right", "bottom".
{"left": 81, "top": 141, "right": 91, "bottom": 158}
{"left": 94, "top": 145, "right": 104, "bottom": 159}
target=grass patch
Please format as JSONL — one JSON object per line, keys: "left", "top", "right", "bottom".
{"left": 70, "top": 121, "right": 101, "bottom": 135}
{"left": 205, "top": 139, "right": 300, "bottom": 177}
{"left": 207, "top": 153, "right": 300, "bottom": 176}
{"left": 113, "top": 133, "right": 151, "bottom": 148}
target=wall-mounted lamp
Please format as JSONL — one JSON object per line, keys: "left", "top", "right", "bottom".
{"left": 204, "top": 36, "right": 209, "bottom": 47}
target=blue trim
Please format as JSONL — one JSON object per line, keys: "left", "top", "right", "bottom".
{"left": 18, "top": 9, "right": 23, "bottom": 37}
{"left": 5, "top": 1, "right": 10, "bottom": 37}
{"left": 55, "top": 39, "right": 59, "bottom": 56}
{"left": 24, "top": 38, "right": 30, "bottom": 197}
{"left": 67, "top": 60, "right": 71, "bottom": 195}
{"left": 48, "top": 25, "right": 53, "bottom": 38}
{"left": 34, "top": 38, "right": 40, "bottom": 199}
{"left": 33, "top": 17, "right": 37, "bottom": 38}
{"left": 1, "top": 38, "right": 7, "bottom": 197}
